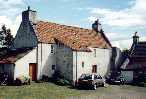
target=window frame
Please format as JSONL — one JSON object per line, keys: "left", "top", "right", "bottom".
{"left": 82, "top": 61, "right": 84, "bottom": 68}
{"left": 51, "top": 45, "right": 54, "bottom": 53}
{"left": 52, "top": 65, "right": 56, "bottom": 70}
{"left": 94, "top": 49, "right": 96, "bottom": 57}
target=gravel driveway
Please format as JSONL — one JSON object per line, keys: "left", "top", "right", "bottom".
{"left": 67, "top": 84, "right": 146, "bottom": 99}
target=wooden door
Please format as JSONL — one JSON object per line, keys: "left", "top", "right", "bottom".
{"left": 92, "top": 65, "right": 97, "bottom": 73}
{"left": 29, "top": 63, "right": 37, "bottom": 81}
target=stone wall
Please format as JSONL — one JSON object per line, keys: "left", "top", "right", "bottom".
{"left": 56, "top": 43, "right": 73, "bottom": 82}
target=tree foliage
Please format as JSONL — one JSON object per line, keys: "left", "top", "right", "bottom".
{"left": 0, "top": 25, "right": 13, "bottom": 48}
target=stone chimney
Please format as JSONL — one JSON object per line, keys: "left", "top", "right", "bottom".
{"left": 133, "top": 31, "right": 139, "bottom": 45}
{"left": 22, "top": 6, "right": 37, "bottom": 24}
{"left": 92, "top": 19, "right": 102, "bottom": 32}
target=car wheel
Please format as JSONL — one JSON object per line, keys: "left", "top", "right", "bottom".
{"left": 101, "top": 83, "right": 104, "bottom": 87}
{"left": 93, "top": 84, "right": 97, "bottom": 90}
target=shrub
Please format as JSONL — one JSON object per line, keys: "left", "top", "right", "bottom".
{"left": 144, "top": 83, "right": 146, "bottom": 87}
{"left": 42, "top": 75, "right": 50, "bottom": 82}
{"left": 55, "top": 78, "right": 70, "bottom": 86}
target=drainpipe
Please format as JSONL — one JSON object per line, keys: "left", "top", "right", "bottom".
{"left": 75, "top": 51, "right": 78, "bottom": 85}
{"left": 40, "top": 42, "right": 43, "bottom": 79}
{"left": 36, "top": 44, "right": 38, "bottom": 80}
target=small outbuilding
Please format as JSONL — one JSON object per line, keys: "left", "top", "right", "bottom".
{"left": 0, "top": 48, "right": 36, "bottom": 82}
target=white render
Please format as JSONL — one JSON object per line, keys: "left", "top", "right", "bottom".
{"left": 121, "top": 71, "right": 133, "bottom": 83}
{"left": 13, "top": 43, "right": 112, "bottom": 83}
{"left": 14, "top": 48, "right": 37, "bottom": 80}
{"left": 37, "top": 43, "right": 56, "bottom": 79}
{"left": 13, "top": 43, "right": 56, "bottom": 80}
{"left": 73, "top": 48, "right": 112, "bottom": 83}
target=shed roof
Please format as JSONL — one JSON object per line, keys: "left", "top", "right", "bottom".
{"left": 0, "top": 48, "right": 33, "bottom": 64}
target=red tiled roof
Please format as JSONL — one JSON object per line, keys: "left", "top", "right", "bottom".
{"left": 33, "top": 21, "right": 111, "bottom": 51}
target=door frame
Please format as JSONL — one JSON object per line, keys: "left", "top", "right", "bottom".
{"left": 29, "top": 63, "right": 37, "bottom": 81}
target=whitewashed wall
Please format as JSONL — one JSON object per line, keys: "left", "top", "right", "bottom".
{"left": 37, "top": 43, "right": 56, "bottom": 79}
{"left": 14, "top": 48, "right": 37, "bottom": 80}
{"left": 73, "top": 48, "right": 112, "bottom": 82}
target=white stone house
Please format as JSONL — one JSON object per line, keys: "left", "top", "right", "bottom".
{"left": 0, "top": 8, "right": 112, "bottom": 84}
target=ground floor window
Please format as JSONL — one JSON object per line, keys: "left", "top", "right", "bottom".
{"left": 82, "top": 62, "right": 84, "bottom": 68}
{"left": 92, "top": 65, "right": 97, "bottom": 73}
{"left": 52, "top": 65, "right": 56, "bottom": 70}
{"left": 51, "top": 45, "right": 54, "bottom": 53}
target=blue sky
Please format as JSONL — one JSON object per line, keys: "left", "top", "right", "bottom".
{"left": 0, "top": 0, "right": 146, "bottom": 49}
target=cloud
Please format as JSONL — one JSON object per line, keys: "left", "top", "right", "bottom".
{"left": 106, "top": 32, "right": 130, "bottom": 41}
{"left": 88, "top": 0, "right": 146, "bottom": 28}
{"left": 0, "top": 16, "right": 12, "bottom": 27}
{"left": 10, "top": 15, "right": 22, "bottom": 36}
{"left": 85, "top": 0, "right": 146, "bottom": 49}
{"left": 105, "top": 32, "right": 132, "bottom": 49}
{"left": 0, "top": 15, "right": 21, "bottom": 36}
{"left": 111, "top": 38, "right": 133, "bottom": 50}
{"left": 0, "top": 0, "right": 24, "bottom": 36}
{"left": 87, "top": 16, "right": 97, "bottom": 22}
{"left": 111, "top": 35, "right": 146, "bottom": 50}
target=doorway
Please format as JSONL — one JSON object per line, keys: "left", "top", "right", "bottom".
{"left": 29, "top": 63, "right": 37, "bottom": 81}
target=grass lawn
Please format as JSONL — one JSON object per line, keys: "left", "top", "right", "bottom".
{"left": 0, "top": 82, "right": 98, "bottom": 99}
{"left": 0, "top": 82, "right": 146, "bottom": 99}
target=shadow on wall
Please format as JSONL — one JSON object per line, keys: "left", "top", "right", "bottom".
{"left": 105, "top": 47, "right": 124, "bottom": 79}
{"left": 105, "top": 50, "right": 112, "bottom": 78}
{"left": 41, "top": 53, "right": 55, "bottom": 78}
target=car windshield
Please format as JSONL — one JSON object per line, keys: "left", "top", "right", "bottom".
{"left": 80, "top": 74, "right": 92, "bottom": 80}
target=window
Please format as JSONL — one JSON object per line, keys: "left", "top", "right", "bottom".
{"left": 51, "top": 45, "right": 54, "bottom": 53}
{"left": 82, "top": 61, "right": 84, "bottom": 68}
{"left": 92, "top": 65, "right": 97, "bottom": 73}
{"left": 52, "top": 65, "right": 55, "bottom": 70}
{"left": 94, "top": 49, "right": 96, "bottom": 57}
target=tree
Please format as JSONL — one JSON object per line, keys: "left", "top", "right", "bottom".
{"left": 0, "top": 25, "right": 13, "bottom": 48}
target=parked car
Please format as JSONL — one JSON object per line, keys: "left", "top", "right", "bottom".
{"left": 106, "top": 76, "right": 125, "bottom": 85}
{"left": 77, "top": 74, "right": 105, "bottom": 90}
{"left": 15, "top": 75, "right": 30, "bottom": 85}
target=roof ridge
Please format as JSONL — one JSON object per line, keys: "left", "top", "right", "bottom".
{"left": 37, "top": 20, "right": 94, "bottom": 31}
